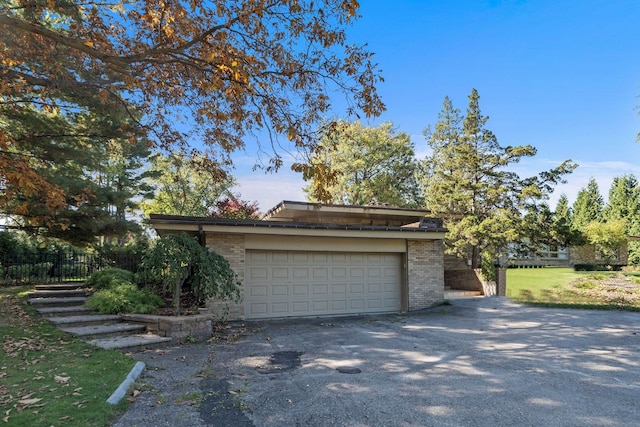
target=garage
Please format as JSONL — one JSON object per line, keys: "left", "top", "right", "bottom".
{"left": 150, "top": 201, "right": 447, "bottom": 321}
{"left": 245, "top": 250, "right": 402, "bottom": 319}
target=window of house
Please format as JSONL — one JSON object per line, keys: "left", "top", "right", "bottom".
{"left": 540, "top": 245, "right": 568, "bottom": 259}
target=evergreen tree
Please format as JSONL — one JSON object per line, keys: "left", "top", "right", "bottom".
{"left": 422, "top": 89, "right": 576, "bottom": 268}
{"left": 571, "top": 178, "right": 604, "bottom": 230}
{"left": 552, "top": 194, "right": 580, "bottom": 247}
{"left": 602, "top": 175, "right": 640, "bottom": 222}
{"left": 602, "top": 175, "right": 640, "bottom": 264}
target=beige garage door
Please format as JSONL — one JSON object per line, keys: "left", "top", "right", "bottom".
{"left": 244, "top": 250, "right": 402, "bottom": 319}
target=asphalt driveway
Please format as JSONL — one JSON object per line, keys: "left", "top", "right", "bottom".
{"left": 114, "top": 297, "right": 640, "bottom": 427}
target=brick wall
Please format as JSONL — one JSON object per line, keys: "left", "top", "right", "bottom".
{"left": 570, "top": 242, "right": 628, "bottom": 265}
{"left": 205, "top": 233, "right": 246, "bottom": 320}
{"left": 407, "top": 239, "right": 445, "bottom": 310}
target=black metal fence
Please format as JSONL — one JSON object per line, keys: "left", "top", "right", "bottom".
{"left": 0, "top": 251, "right": 141, "bottom": 285}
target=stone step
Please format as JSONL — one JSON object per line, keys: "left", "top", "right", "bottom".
{"left": 88, "top": 334, "right": 173, "bottom": 352}
{"left": 35, "top": 283, "right": 87, "bottom": 291}
{"left": 60, "top": 322, "right": 146, "bottom": 339}
{"left": 48, "top": 314, "right": 122, "bottom": 328}
{"left": 27, "top": 289, "right": 89, "bottom": 299}
{"left": 28, "top": 296, "right": 89, "bottom": 307}
{"left": 36, "top": 305, "right": 96, "bottom": 317}
{"left": 445, "top": 290, "right": 484, "bottom": 299}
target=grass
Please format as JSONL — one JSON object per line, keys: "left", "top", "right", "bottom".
{"left": 0, "top": 285, "right": 136, "bottom": 426}
{"left": 507, "top": 267, "right": 640, "bottom": 311}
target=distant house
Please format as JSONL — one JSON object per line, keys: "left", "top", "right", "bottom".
{"left": 510, "top": 242, "right": 628, "bottom": 267}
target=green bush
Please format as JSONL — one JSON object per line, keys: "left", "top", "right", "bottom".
{"left": 59, "top": 263, "right": 88, "bottom": 278}
{"left": 86, "top": 280, "right": 163, "bottom": 314}
{"left": 8, "top": 264, "right": 32, "bottom": 280}
{"left": 32, "top": 262, "right": 53, "bottom": 279}
{"left": 574, "top": 263, "right": 624, "bottom": 272}
{"left": 86, "top": 268, "right": 136, "bottom": 290}
{"left": 139, "top": 233, "right": 240, "bottom": 316}
{"left": 574, "top": 280, "right": 599, "bottom": 290}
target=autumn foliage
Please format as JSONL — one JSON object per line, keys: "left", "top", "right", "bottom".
{"left": 0, "top": 0, "right": 384, "bottom": 237}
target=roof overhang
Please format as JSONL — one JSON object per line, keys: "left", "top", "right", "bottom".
{"left": 263, "top": 200, "right": 433, "bottom": 224}
{"left": 150, "top": 214, "right": 447, "bottom": 240}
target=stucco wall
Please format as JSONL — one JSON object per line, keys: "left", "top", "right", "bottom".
{"left": 407, "top": 239, "right": 445, "bottom": 310}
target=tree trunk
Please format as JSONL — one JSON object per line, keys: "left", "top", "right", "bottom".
{"left": 174, "top": 278, "right": 184, "bottom": 316}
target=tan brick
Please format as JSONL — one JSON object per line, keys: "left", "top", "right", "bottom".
{"left": 407, "top": 239, "right": 445, "bottom": 311}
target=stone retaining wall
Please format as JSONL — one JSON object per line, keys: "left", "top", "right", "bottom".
{"left": 122, "top": 313, "right": 213, "bottom": 343}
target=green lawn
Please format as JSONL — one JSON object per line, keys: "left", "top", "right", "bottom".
{"left": 506, "top": 267, "right": 640, "bottom": 310}
{"left": 0, "top": 286, "right": 135, "bottom": 426}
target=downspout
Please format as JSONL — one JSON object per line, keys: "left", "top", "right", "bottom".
{"left": 198, "top": 224, "right": 206, "bottom": 247}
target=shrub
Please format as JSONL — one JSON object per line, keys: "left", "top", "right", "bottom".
{"left": 86, "top": 268, "right": 136, "bottom": 290}
{"left": 574, "top": 263, "right": 624, "bottom": 272}
{"left": 139, "top": 233, "right": 240, "bottom": 316}
{"left": 8, "top": 264, "right": 32, "bottom": 281}
{"left": 86, "top": 280, "right": 163, "bottom": 314}
{"left": 59, "top": 262, "right": 88, "bottom": 278}
{"left": 574, "top": 281, "right": 599, "bottom": 290}
{"left": 32, "top": 262, "right": 53, "bottom": 279}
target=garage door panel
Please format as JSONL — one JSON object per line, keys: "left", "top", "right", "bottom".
{"left": 350, "top": 284, "right": 365, "bottom": 293}
{"left": 272, "top": 252, "right": 289, "bottom": 262}
{"left": 293, "top": 285, "right": 309, "bottom": 296}
{"left": 245, "top": 250, "right": 401, "bottom": 319}
{"left": 272, "top": 268, "right": 288, "bottom": 279}
{"left": 332, "top": 268, "right": 347, "bottom": 278}
{"left": 272, "top": 285, "right": 288, "bottom": 296}
{"left": 313, "top": 284, "right": 329, "bottom": 295}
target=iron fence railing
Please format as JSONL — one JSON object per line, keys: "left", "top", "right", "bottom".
{"left": 0, "top": 252, "right": 141, "bottom": 285}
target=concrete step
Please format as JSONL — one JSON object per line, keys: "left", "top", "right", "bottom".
{"left": 28, "top": 296, "right": 89, "bottom": 307}
{"left": 27, "top": 289, "right": 89, "bottom": 298}
{"left": 35, "top": 283, "right": 87, "bottom": 291}
{"left": 88, "top": 334, "right": 173, "bottom": 352}
{"left": 36, "top": 305, "right": 96, "bottom": 317}
{"left": 445, "top": 290, "right": 484, "bottom": 299}
{"left": 61, "top": 322, "right": 146, "bottom": 339}
{"left": 48, "top": 314, "right": 122, "bottom": 328}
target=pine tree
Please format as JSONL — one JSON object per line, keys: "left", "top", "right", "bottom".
{"left": 602, "top": 175, "right": 640, "bottom": 264}
{"left": 422, "top": 89, "right": 576, "bottom": 268}
{"left": 571, "top": 178, "right": 604, "bottom": 230}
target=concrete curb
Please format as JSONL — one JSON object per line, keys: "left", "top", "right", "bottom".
{"left": 107, "top": 361, "right": 145, "bottom": 405}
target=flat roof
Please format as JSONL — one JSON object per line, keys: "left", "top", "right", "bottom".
{"left": 149, "top": 214, "right": 447, "bottom": 239}
{"left": 263, "top": 200, "right": 433, "bottom": 223}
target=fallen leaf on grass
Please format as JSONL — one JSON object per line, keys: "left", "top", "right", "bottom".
{"left": 18, "top": 398, "right": 41, "bottom": 405}
{"left": 54, "top": 376, "right": 70, "bottom": 384}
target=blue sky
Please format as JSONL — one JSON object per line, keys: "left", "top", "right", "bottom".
{"left": 232, "top": 0, "right": 640, "bottom": 211}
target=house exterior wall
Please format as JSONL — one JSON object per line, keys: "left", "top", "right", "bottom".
{"left": 205, "top": 232, "right": 246, "bottom": 319}
{"left": 407, "top": 240, "right": 445, "bottom": 310}
{"left": 511, "top": 242, "right": 629, "bottom": 267}
{"left": 204, "top": 233, "right": 445, "bottom": 320}
{"left": 569, "top": 241, "right": 628, "bottom": 266}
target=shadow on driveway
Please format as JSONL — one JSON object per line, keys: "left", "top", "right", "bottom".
{"left": 114, "top": 297, "right": 640, "bottom": 426}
